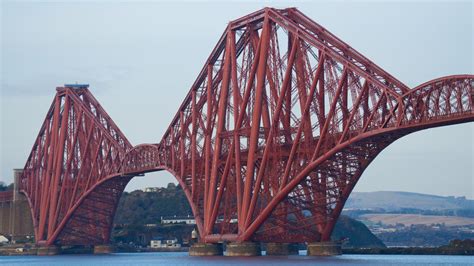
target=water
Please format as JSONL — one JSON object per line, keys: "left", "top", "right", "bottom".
{"left": 1, "top": 252, "right": 472, "bottom": 266}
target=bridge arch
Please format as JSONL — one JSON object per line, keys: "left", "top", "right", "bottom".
{"left": 352, "top": 122, "right": 472, "bottom": 198}
{"left": 118, "top": 143, "right": 205, "bottom": 237}
{"left": 41, "top": 144, "right": 205, "bottom": 245}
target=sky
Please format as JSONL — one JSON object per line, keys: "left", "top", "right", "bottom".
{"left": 1, "top": 1, "right": 473, "bottom": 198}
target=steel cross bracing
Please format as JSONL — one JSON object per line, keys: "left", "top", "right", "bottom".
{"left": 18, "top": 8, "right": 473, "bottom": 246}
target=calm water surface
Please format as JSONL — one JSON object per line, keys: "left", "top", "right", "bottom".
{"left": 1, "top": 252, "right": 472, "bottom": 265}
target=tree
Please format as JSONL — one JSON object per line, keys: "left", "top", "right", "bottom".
{"left": 0, "top": 182, "right": 13, "bottom": 191}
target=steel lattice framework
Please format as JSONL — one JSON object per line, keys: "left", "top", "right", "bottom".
{"left": 19, "top": 8, "right": 473, "bottom": 246}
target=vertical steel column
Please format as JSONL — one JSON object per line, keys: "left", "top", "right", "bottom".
{"left": 206, "top": 30, "right": 232, "bottom": 233}
{"left": 241, "top": 15, "right": 271, "bottom": 226}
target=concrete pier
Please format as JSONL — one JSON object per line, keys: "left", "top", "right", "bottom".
{"left": 93, "top": 244, "right": 114, "bottom": 254}
{"left": 265, "top": 243, "right": 299, "bottom": 256}
{"left": 189, "top": 243, "right": 223, "bottom": 256}
{"left": 225, "top": 242, "right": 261, "bottom": 256}
{"left": 0, "top": 169, "right": 34, "bottom": 243}
{"left": 36, "top": 245, "right": 61, "bottom": 256}
{"left": 307, "top": 241, "right": 342, "bottom": 256}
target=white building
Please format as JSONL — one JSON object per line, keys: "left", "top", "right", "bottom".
{"left": 150, "top": 237, "right": 181, "bottom": 248}
{"left": 161, "top": 215, "right": 196, "bottom": 225}
{"left": 144, "top": 187, "right": 162, "bottom": 193}
{"left": 0, "top": 235, "right": 9, "bottom": 244}
{"left": 161, "top": 215, "right": 238, "bottom": 225}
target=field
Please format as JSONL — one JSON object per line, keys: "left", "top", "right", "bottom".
{"left": 360, "top": 214, "right": 474, "bottom": 226}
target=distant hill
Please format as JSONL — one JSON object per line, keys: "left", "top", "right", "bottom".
{"left": 344, "top": 192, "right": 474, "bottom": 247}
{"left": 360, "top": 214, "right": 474, "bottom": 227}
{"left": 345, "top": 191, "right": 473, "bottom": 211}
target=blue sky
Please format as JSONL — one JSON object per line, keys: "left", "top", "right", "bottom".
{"left": 1, "top": 1, "right": 472, "bottom": 197}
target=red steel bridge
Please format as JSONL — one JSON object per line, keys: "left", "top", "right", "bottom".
{"left": 17, "top": 8, "right": 473, "bottom": 246}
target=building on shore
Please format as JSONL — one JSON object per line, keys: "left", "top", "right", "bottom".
{"left": 143, "top": 187, "right": 162, "bottom": 193}
{"left": 160, "top": 215, "right": 238, "bottom": 225}
{"left": 0, "top": 235, "right": 9, "bottom": 244}
{"left": 150, "top": 237, "right": 181, "bottom": 248}
{"left": 0, "top": 170, "right": 34, "bottom": 243}
{"left": 161, "top": 215, "right": 196, "bottom": 225}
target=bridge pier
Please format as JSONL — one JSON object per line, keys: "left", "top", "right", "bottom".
{"left": 189, "top": 243, "right": 223, "bottom": 256}
{"left": 93, "top": 244, "right": 114, "bottom": 254}
{"left": 265, "top": 243, "right": 299, "bottom": 256}
{"left": 307, "top": 241, "right": 342, "bottom": 256}
{"left": 225, "top": 242, "right": 261, "bottom": 256}
{"left": 36, "top": 245, "right": 61, "bottom": 256}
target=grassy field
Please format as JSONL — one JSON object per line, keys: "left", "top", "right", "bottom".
{"left": 360, "top": 214, "right": 474, "bottom": 226}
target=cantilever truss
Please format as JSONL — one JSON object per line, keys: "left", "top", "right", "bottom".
{"left": 20, "top": 87, "right": 132, "bottom": 245}
{"left": 19, "top": 8, "right": 473, "bottom": 246}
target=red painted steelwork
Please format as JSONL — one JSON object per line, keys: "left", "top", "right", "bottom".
{"left": 0, "top": 191, "right": 13, "bottom": 202}
{"left": 19, "top": 8, "right": 473, "bottom": 246}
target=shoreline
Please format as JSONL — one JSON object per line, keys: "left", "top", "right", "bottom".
{"left": 342, "top": 247, "right": 474, "bottom": 256}
{"left": 1, "top": 245, "right": 473, "bottom": 256}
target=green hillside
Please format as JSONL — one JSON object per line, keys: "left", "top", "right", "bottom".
{"left": 333, "top": 215, "right": 386, "bottom": 248}
{"left": 114, "top": 183, "right": 192, "bottom": 225}
{"left": 114, "top": 184, "right": 385, "bottom": 248}
{"left": 345, "top": 191, "right": 473, "bottom": 211}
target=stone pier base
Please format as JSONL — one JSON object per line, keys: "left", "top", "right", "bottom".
{"left": 307, "top": 242, "right": 342, "bottom": 256}
{"left": 189, "top": 243, "right": 223, "bottom": 256}
{"left": 265, "top": 243, "right": 299, "bottom": 256}
{"left": 37, "top": 245, "right": 61, "bottom": 256}
{"left": 93, "top": 244, "right": 114, "bottom": 254}
{"left": 225, "top": 242, "right": 261, "bottom": 256}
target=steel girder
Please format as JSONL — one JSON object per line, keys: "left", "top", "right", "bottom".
{"left": 19, "top": 8, "right": 473, "bottom": 246}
